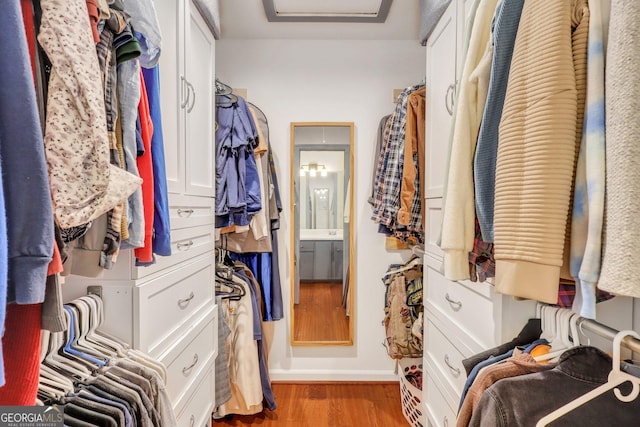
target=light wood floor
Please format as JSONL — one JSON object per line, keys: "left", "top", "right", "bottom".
{"left": 212, "top": 382, "right": 408, "bottom": 427}
{"left": 294, "top": 281, "right": 350, "bottom": 342}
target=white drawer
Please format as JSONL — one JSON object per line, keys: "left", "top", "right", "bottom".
{"left": 425, "top": 198, "right": 444, "bottom": 260}
{"left": 176, "top": 367, "right": 214, "bottom": 427}
{"left": 425, "top": 373, "right": 457, "bottom": 427}
{"left": 425, "top": 319, "right": 466, "bottom": 396}
{"left": 135, "top": 254, "right": 214, "bottom": 357}
{"left": 162, "top": 306, "right": 216, "bottom": 413}
{"left": 133, "top": 225, "right": 214, "bottom": 279}
{"left": 425, "top": 266, "right": 495, "bottom": 351}
{"left": 169, "top": 194, "right": 214, "bottom": 230}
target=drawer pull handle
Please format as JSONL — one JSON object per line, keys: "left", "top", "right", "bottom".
{"left": 177, "top": 208, "right": 194, "bottom": 217}
{"left": 444, "top": 354, "right": 461, "bottom": 377}
{"left": 182, "top": 353, "right": 199, "bottom": 374}
{"left": 189, "top": 414, "right": 195, "bottom": 427}
{"left": 444, "top": 293, "right": 462, "bottom": 311}
{"left": 444, "top": 415, "right": 449, "bottom": 427}
{"left": 177, "top": 292, "right": 195, "bottom": 307}
{"left": 177, "top": 240, "right": 194, "bottom": 250}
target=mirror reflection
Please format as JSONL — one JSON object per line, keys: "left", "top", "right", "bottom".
{"left": 291, "top": 123, "right": 354, "bottom": 345}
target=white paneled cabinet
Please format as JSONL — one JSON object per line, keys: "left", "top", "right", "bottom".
{"left": 156, "top": 0, "right": 185, "bottom": 194}
{"left": 425, "top": 1, "right": 457, "bottom": 199}
{"left": 158, "top": 0, "right": 216, "bottom": 198}
{"left": 185, "top": 3, "right": 216, "bottom": 197}
{"left": 62, "top": 0, "right": 218, "bottom": 420}
{"left": 422, "top": 0, "right": 536, "bottom": 422}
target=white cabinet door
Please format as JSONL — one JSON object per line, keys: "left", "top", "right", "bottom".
{"left": 185, "top": 1, "right": 216, "bottom": 198}
{"left": 157, "top": 0, "right": 186, "bottom": 194}
{"left": 425, "top": 1, "right": 457, "bottom": 199}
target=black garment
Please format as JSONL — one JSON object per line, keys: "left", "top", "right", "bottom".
{"left": 80, "top": 383, "right": 139, "bottom": 427}
{"left": 462, "top": 318, "right": 542, "bottom": 375}
{"left": 65, "top": 395, "right": 126, "bottom": 427}
{"left": 105, "top": 372, "right": 161, "bottom": 427}
{"left": 64, "top": 413, "right": 96, "bottom": 427}
{"left": 469, "top": 346, "right": 640, "bottom": 426}
{"left": 64, "top": 402, "right": 118, "bottom": 427}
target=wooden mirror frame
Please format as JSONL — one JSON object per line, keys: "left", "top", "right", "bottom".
{"left": 289, "top": 122, "right": 355, "bottom": 346}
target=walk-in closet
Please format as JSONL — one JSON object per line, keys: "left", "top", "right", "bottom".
{"left": 1, "top": 0, "right": 640, "bottom": 426}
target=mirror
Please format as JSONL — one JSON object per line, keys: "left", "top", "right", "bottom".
{"left": 290, "top": 122, "right": 354, "bottom": 345}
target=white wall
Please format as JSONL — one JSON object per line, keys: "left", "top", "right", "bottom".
{"left": 217, "top": 39, "right": 425, "bottom": 380}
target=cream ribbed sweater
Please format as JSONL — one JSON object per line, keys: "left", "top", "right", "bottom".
{"left": 599, "top": 0, "right": 640, "bottom": 298}
{"left": 440, "top": 0, "right": 498, "bottom": 281}
{"left": 494, "top": 0, "right": 589, "bottom": 304}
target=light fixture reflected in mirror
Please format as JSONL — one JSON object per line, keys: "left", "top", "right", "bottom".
{"left": 299, "top": 162, "right": 328, "bottom": 177}
{"left": 290, "top": 122, "right": 354, "bottom": 346}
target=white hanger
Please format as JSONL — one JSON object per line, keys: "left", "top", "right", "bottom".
{"left": 535, "top": 330, "right": 640, "bottom": 427}
{"left": 382, "top": 256, "right": 422, "bottom": 278}
{"left": 535, "top": 310, "right": 577, "bottom": 362}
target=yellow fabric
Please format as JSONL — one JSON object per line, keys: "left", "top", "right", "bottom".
{"left": 494, "top": 0, "right": 589, "bottom": 304}
{"left": 529, "top": 344, "right": 551, "bottom": 359}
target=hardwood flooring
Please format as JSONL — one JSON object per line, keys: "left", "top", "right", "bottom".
{"left": 294, "top": 281, "right": 350, "bottom": 342}
{"left": 212, "top": 382, "right": 408, "bottom": 427}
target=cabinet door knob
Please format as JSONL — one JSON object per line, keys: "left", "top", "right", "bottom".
{"left": 182, "top": 353, "right": 199, "bottom": 374}
{"left": 444, "top": 415, "right": 449, "bottom": 427}
{"left": 180, "top": 76, "right": 190, "bottom": 109}
{"left": 177, "top": 291, "right": 195, "bottom": 307}
{"left": 177, "top": 208, "right": 195, "bottom": 217}
{"left": 177, "top": 240, "right": 194, "bottom": 251}
{"left": 444, "top": 293, "right": 462, "bottom": 311}
{"left": 189, "top": 414, "right": 195, "bottom": 427}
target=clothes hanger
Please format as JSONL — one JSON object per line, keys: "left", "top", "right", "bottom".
{"left": 536, "top": 330, "right": 640, "bottom": 426}
{"left": 534, "top": 309, "right": 576, "bottom": 362}
{"left": 62, "top": 306, "right": 108, "bottom": 367}
{"left": 67, "top": 299, "right": 117, "bottom": 359}
{"left": 43, "top": 327, "right": 92, "bottom": 382}
{"left": 382, "top": 256, "right": 423, "bottom": 278}
{"left": 39, "top": 330, "right": 76, "bottom": 395}
{"left": 215, "top": 78, "right": 238, "bottom": 104}
{"left": 82, "top": 294, "right": 130, "bottom": 355}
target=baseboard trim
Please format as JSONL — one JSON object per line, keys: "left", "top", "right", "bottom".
{"left": 269, "top": 369, "right": 398, "bottom": 382}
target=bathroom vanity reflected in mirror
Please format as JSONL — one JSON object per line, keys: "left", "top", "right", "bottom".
{"left": 290, "top": 122, "right": 354, "bottom": 345}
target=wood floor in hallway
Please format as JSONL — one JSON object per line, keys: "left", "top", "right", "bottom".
{"left": 294, "top": 281, "right": 350, "bottom": 342}
{"left": 212, "top": 382, "right": 408, "bottom": 427}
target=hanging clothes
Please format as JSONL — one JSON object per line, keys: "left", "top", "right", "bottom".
{"left": 598, "top": 0, "right": 640, "bottom": 299}
{"left": 440, "top": 0, "right": 498, "bottom": 281}
{"left": 37, "top": 0, "right": 141, "bottom": 230}
{"left": 215, "top": 94, "right": 262, "bottom": 230}
{"left": 492, "top": 0, "right": 589, "bottom": 304}
{"left": 468, "top": 347, "right": 640, "bottom": 426}
{"left": 371, "top": 82, "right": 425, "bottom": 244}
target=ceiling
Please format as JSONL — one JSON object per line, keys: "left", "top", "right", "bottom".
{"left": 219, "top": 0, "right": 421, "bottom": 40}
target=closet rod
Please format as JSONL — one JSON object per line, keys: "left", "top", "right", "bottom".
{"left": 578, "top": 318, "right": 640, "bottom": 354}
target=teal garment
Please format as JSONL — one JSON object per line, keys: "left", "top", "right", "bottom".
{"left": 473, "top": 0, "right": 526, "bottom": 243}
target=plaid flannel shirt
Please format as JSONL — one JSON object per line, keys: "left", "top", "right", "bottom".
{"left": 372, "top": 84, "right": 425, "bottom": 231}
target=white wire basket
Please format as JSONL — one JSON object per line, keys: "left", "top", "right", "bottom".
{"left": 399, "top": 358, "right": 425, "bottom": 427}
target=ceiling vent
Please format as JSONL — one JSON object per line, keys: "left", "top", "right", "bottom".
{"left": 262, "top": 0, "right": 393, "bottom": 22}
